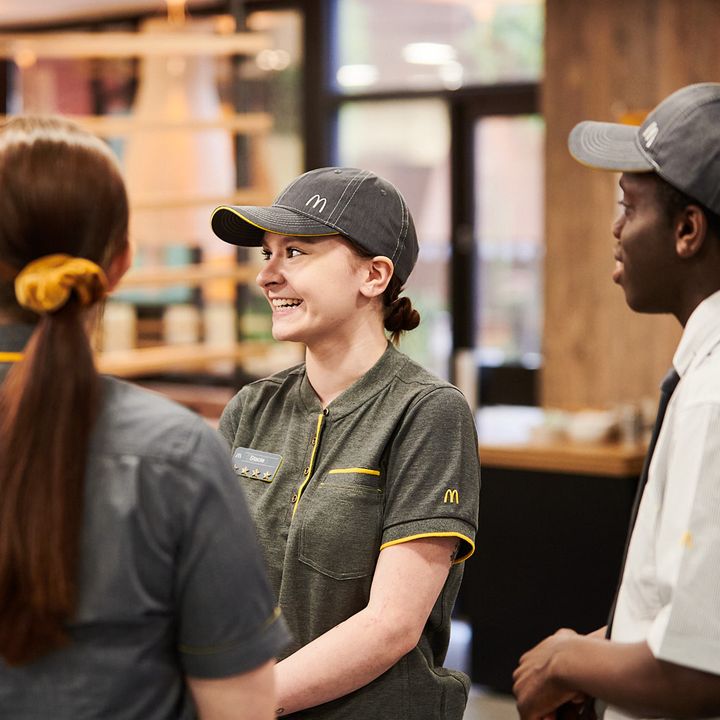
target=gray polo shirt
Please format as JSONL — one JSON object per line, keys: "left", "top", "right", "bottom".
{"left": 0, "top": 324, "right": 289, "bottom": 719}
{"left": 220, "top": 343, "right": 480, "bottom": 719}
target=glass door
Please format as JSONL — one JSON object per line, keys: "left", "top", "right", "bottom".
{"left": 336, "top": 97, "right": 452, "bottom": 378}
{"left": 325, "top": 0, "right": 545, "bottom": 404}
{"left": 475, "top": 114, "right": 544, "bottom": 371}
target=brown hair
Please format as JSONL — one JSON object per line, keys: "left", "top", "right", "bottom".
{"left": 0, "top": 116, "right": 129, "bottom": 665}
{"left": 382, "top": 274, "right": 420, "bottom": 345}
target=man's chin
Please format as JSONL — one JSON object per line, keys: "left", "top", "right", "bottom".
{"left": 624, "top": 293, "right": 668, "bottom": 315}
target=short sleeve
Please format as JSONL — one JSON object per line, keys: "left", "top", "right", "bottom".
{"left": 380, "top": 387, "right": 480, "bottom": 563}
{"left": 172, "top": 421, "right": 290, "bottom": 678}
{"left": 646, "top": 402, "right": 720, "bottom": 675}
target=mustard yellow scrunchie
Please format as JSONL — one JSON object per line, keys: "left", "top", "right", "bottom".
{"left": 14, "top": 254, "right": 108, "bottom": 314}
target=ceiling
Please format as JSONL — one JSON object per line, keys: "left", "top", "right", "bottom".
{"left": 0, "top": 1, "right": 218, "bottom": 28}
{"left": 0, "top": 0, "right": 540, "bottom": 29}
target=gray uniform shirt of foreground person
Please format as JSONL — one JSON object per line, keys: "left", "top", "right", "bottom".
{"left": 0, "top": 324, "right": 289, "bottom": 720}
{"left": 220, "top": 343, "right": 480, "bottom": 719}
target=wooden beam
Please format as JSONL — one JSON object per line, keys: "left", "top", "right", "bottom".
{"left": 130, "top": 188, "right": 272, "bottom": 211}
{"left": 0, "top": 30, "right": 270, "bottom": 59}
{"left": 97, "top": 340, "right": 271, "bottom": 377}
{"left": 118, "top": 262, "right": 256, "bottom": 288}
{"left": 7, "top": 112, "right": 275, "bottom": 137}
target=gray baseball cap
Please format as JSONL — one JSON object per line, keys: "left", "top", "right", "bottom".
{"left": 568, "top": 82, "right": 720, "bottom": 215}
{"left": 211, "top": 166, "right": 419, "bottom": 284}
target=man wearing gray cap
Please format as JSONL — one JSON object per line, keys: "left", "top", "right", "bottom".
{"left": 513, "top": 83, "right": 720, "bottom": 720}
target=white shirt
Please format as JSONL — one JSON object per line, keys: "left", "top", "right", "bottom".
{"left": 605, "top": 289, "right": 720, "bottom": 720}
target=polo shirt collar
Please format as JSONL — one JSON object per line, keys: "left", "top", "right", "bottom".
{"left": 673, "top": 288, "right": 720, "bottom": 377}
{"left": 0, "top": 322, "right": 34, "bottom": 353}
{"left": 298, "top": 342, "right": 408, "bottom": 418}
{"left": 0, "top": 323, "right": 34, "bottom": 381}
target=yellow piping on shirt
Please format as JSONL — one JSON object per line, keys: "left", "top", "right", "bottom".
{"left": 380, "top": 532, "right": 476, "bottom": 564}
{"left": 292, "top": 412, "right": 325, "bottom": 517}
{"left": 328, "top": 468, "right": 380, "bottom": 476}
{"left": 0, "top": 352, "right": 23, "bottom": 363}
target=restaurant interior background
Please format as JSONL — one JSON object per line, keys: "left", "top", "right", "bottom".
{"left": 2, "top": 0, "right": 716, "bottom": 422}
{"left": 1, "top": 0, "right": 718, "bottom": 710}
{"left": 0, "top": 0, "right": 544, "bottom": 419}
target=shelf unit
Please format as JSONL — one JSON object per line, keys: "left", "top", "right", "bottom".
{"left": 97, "top": 261, "right": 275, "bottom": 379}
{"left": 1, "top": 20, "right": 277, "bottom": 380}
{"left": 97, "top": 340, "right": 272, "bottom": 378}
{"left": 119, "top": 262, "right": 256, "bottom": 288}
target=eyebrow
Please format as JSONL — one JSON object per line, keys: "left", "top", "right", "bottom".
{"left": 263, "top": 235, "right": 331, "bottom": 247}
{"left": 285, "top": 235, "right": 325, "bottom": 243}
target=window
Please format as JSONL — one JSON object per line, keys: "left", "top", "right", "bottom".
{"left": 330, "top": 0, "right": 544, "bottom": 403}
{"left": 336, "top": 98, "right": 452, "bottom": 377}
{"left": 334, "top": 0, "right": 543, "bottom": 94}
{"left": 475, "top": 114, "right": 543, "bottom": 368}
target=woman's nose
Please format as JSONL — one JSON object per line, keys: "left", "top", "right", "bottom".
{"left": 612, "top": 214, "right": 624, "bottom": 239}
{"left": 256, "top": 256, "right": 283, "bottom": 288}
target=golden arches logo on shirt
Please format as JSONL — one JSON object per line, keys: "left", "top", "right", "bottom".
{"left": 443, "top": 488, "right": 459, "bottom": 504}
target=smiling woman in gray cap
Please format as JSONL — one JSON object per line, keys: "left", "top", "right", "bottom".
{"left": 212, "top": 167, "right": 480, "bottom": 719}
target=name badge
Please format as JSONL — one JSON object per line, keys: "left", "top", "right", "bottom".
{"left": 232, "top": 447, "right": 283, "bottom": 483}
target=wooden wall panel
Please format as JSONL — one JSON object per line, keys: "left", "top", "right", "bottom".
{"left": 542, "top": 0, "right": 720, "bottom": 408}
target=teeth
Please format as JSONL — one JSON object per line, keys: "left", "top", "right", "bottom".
{"left": 271, "top": 298, "right": 302, "bottom": 309}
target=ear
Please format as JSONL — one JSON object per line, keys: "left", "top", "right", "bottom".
{"left": 675, "top": 205, "right": 707, "bottom": 259}
{"left": 358, "top": 255, "right": 394, "bottom": 299}
{"left": 105, "top": 240, "right": 134, "bottom": 291}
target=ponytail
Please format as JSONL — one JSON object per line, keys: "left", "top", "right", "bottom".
{"left": 0, "top": 116, "right": 128, "bottom": 665}
{"left": 0, "top": 298, "right": 101, "bottom": 664}
{"left": 383, "top": 275, "right": 420, "bottom": 346}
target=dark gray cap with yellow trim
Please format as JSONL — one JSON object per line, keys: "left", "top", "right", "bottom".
{"left": 211, "top": 166, "right": 419, "bottom": 284}
{"left": 568, "top": 82, "right": 720, "bottom": 215}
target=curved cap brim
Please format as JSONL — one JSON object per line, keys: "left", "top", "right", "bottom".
{"left": 568, "top": 121, "right": 655, "bottom": 172}
{"left": 211, "top": 205, "right": 338, "bottom": 246}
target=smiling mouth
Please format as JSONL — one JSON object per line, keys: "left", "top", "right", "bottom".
{"left": 271, "top": 298, "right": 303, "bottom": 311}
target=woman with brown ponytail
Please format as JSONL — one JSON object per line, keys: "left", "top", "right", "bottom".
{"left": 212, "top": 167, "right": 480, "bottom": 719}
{"left": 0, "top": 116, "right": 289, "bottom": 719}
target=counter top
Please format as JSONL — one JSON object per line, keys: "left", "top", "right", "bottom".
{"left": 479, "top": 440, "right": 646, "bottom": 477}
{"left": 477, "top": 405, "right": 646, "bottom": 477}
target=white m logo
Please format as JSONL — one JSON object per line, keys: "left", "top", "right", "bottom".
{"left": 642, "top": 121, "right": 659, "bottom": 148}
{"left": 306, "top": 194, "right": 327, "bottom": 212}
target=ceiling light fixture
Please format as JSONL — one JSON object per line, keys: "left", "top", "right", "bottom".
{"left": 336, "top": 64, "right": 378, "bottom": 89}
{"left": 402, "top": 42, "right": 456, "bottom": 65}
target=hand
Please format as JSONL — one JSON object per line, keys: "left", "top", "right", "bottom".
{"left": 556, "top": 698, "right": 597, "bottom": 720}
{"left": 513, "top": 629, "right": 588, "bottom": 720}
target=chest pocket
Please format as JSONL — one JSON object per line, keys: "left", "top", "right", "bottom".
{"left": 298, "top": 469, "right": 383, "bottom": 580}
